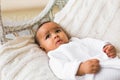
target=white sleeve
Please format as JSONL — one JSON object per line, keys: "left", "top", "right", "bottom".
{"left": 80, "top": 38, "right": 109, "bottom": 53}
{"left": 48, "top": 51, "right": 82, "bottom": 80}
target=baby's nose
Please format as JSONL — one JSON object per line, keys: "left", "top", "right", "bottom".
{"left": 53, "top": 33, "right": 59, "bottom": 39}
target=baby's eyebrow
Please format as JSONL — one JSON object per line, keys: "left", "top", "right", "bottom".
{"left": 54, "top": 26, "right": 62, "bottom": 30}
{"left": 43, "top": 27, "right": 62, "bottom": 34}
{"left": 44, "top": 31, "right": 49, "bottom": 36}
{"left": 39, "top": 30, "right": 49, "bottom": 38}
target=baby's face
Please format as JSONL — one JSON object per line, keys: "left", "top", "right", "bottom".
{"left": 36, "top": 22, "right": 69, "bottom": 52}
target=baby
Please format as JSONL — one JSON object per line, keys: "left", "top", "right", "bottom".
{"left": 35, "top": 21, "right": 120, "bottom": 80}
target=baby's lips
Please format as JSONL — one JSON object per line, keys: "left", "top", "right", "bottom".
{"left": 56, "top": 40, "right": 63, "bottom": 45}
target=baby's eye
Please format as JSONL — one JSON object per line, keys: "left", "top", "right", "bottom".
{"left": 55, "top": 29, "right": 61, "bottom": 33}
{"left": 45, "top": 34, "right": 50, "bottom": 39}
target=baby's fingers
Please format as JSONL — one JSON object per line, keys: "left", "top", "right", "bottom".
{"left": 90, "top": 59, "right": 99, "bottom": 63}
{"left": 91, "top": 65, "right": 100, "bottom": 74}
{"left": 108, "top": 53, "right": 116, "bottom": 58}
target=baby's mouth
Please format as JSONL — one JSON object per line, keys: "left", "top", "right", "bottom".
{"left": 56, "top": 39, "right": 63, "bottom": 46}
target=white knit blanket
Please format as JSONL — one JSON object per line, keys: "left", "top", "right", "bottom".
{"left": 0, "top": 36, "right": 59, "bottom": 80}
{"left": 54, "top": 0, "right": 120, "bottom": 56}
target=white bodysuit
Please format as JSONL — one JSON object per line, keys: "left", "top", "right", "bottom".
{"left": 48, "top": 37, "right": 120, "bottom": 80}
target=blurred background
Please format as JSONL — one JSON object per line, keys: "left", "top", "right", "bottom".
{"left": 1, "top": 0, "right": 68, "bottom": 25}
{"left": 1, "top": 0, "right": 54, "bottom": 25}
{"left": 0, "top": 0, "right": 68, "bottom": 40}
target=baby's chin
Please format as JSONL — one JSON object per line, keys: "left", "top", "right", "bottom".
{"left": 46, "top": 45, "right": 61, "bottom": 53}
{"left": 47, "top": 42, "right": 68, "bottom": 53}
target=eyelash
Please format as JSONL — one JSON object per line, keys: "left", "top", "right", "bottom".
{"left": 45, "top": 34, "right": 50, "bottom": 39}
{"left": 55, "top": 29, "right": 61, "bottom": 33}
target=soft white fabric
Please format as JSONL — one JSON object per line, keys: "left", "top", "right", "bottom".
{"left": 0, "top": 36, "right": 59, "bottom": 80}
{"left": 48, "top": 37, "right": 120, "bottom": 80}
{"left": 54, "top": 0, "right": 120, "bottom": 57}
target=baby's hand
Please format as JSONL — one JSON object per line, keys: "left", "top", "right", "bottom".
{"left": 103, "top": 44, "right": 116, "bottom": 58}
{"left": 78, "top": 59, "right": 100, "bottom": 75}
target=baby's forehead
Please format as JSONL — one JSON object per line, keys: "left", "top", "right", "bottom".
{"left": 40, "top": 22, "right": 61, "bottom": 30}
{"left": 37, "top": 22, "right": 62, "bottom": 35}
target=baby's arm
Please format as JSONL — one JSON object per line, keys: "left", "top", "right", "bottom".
{"left": 76, "top": 59, "right": 100, "bottom": 76}
{"left": 103, "top": 44, "right": 117, "bottom": 58}
{"left": 78, "top": 38, "right": 117, "bottom": 58}
{"left": 48, "top": 52, "right": 83, "bottom": 79}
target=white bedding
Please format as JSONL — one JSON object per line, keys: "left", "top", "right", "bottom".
{"left": 0, "top": 36, "right": 59, "bottom": 80}
{"left": 0, "top": 0, "right": 120, "bottom": 80}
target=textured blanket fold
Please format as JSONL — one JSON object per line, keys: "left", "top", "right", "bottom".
{"left": 0, "top": 36, "right": 59, "bottom": 80}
